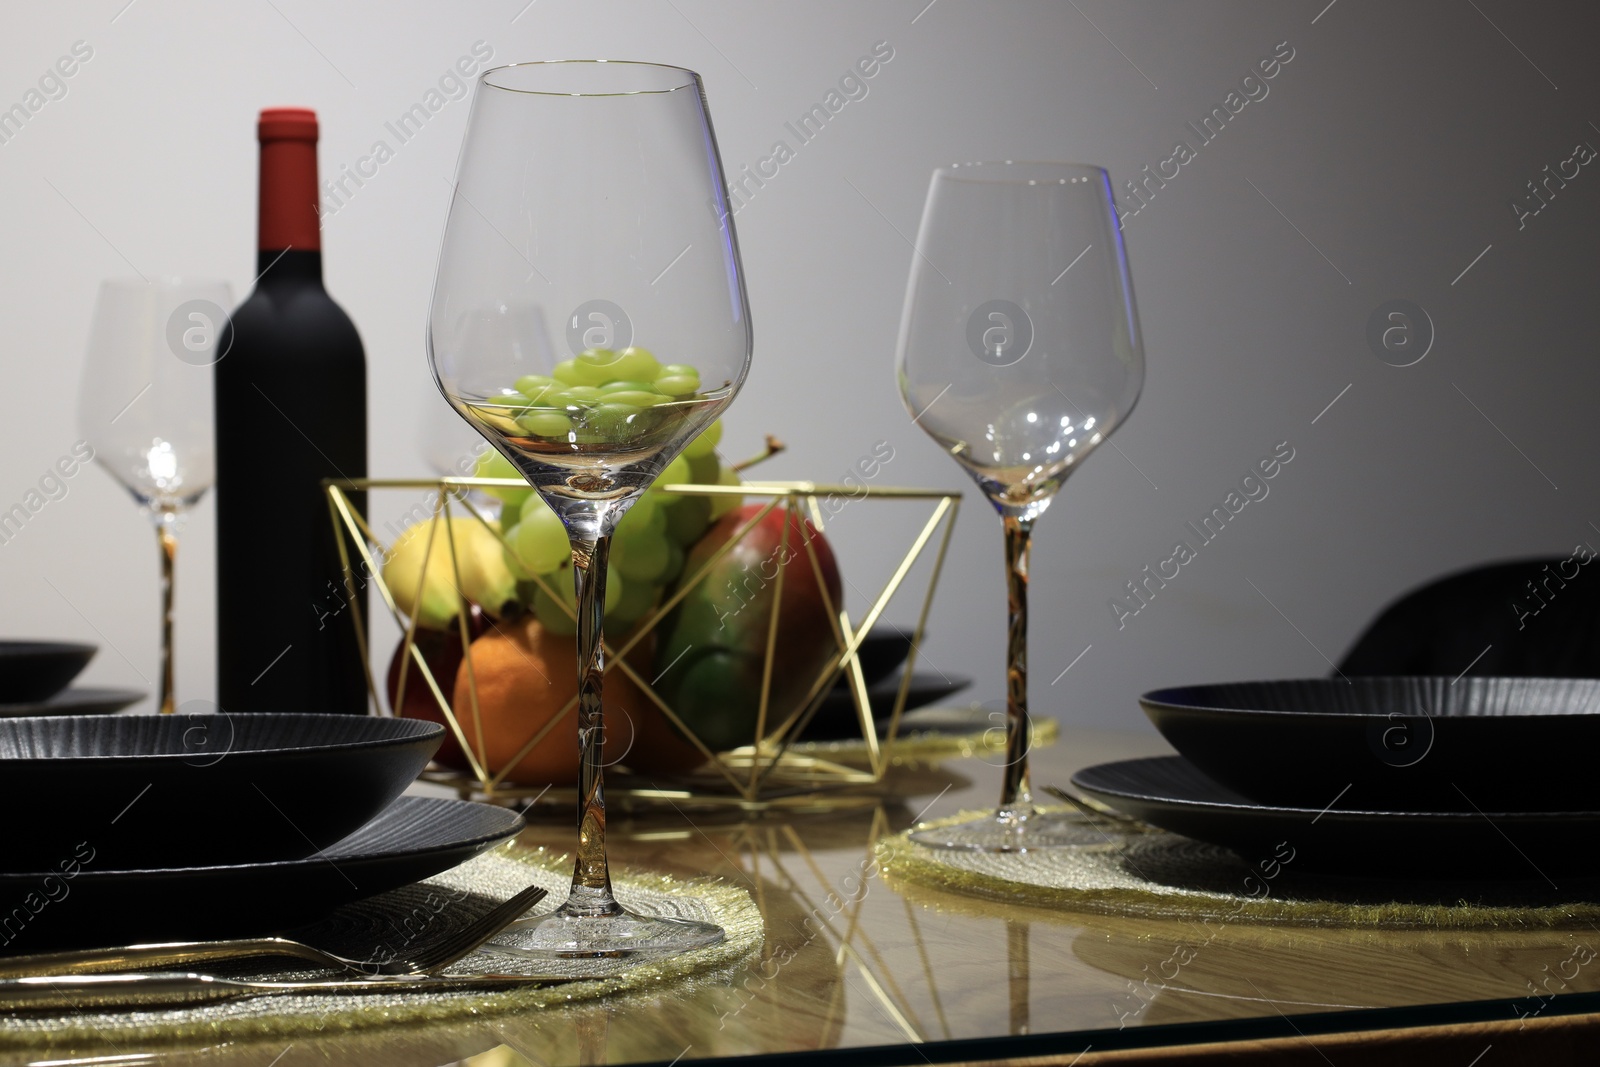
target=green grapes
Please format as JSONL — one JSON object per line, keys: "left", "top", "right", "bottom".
{"left": 614, "top": 528, "right": 671, "bottom": 583}
{"left": 708, "top": 464, "right": 743, "bottom": 519}
{"left": 508, "top": 500, "right": 569, "bottom": 576}
{"left": 514, "top": 375, "right": 559, "bottom": 401}
{"left": 655, "top": 454, "right": 691, "bottom": 489}
{"left": 683, "top": 418, "right": 722, "bottom": 459}
{"left": 485, "top": 345, "right": 740, "bottom": 633}
{"left": 532, "top": 563, "right": 623, "bottom": 637}
{"left": 609, "top": 346, "right": 661, "bottom": 382}
{"left": 654, "top": 363, "right": 700, "bottom": 397}
{"left": 609, "top": 571, "right": 657, "bottom": 628}
{"left": 495, "top": 348, "right": 723, "bottom": 449}
{"left": 472, "top": 450, "right": 533, "bottom": 508}
{"left": 517, "top": 410, "right": 572, "bottom": 437}
{"left": 664, "top": 495, "right": 713, "bottom": 546}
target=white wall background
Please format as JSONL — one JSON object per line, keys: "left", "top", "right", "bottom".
{"left": 2, "top": 0, "right": 1597, "bottom": 731}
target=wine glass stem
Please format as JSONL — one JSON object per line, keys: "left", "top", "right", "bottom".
{"left": 565, "top": 534, "right": 622, "bottom": 917}
{"left": 156, "top": 510, "right": 179, "bottom": 716}
{"left": 999, "top": 515, "right": 1033, "bottom": 813}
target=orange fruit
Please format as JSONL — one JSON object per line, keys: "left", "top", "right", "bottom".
{"left": 451, "top": 614, "right": 702, "bottom": 785}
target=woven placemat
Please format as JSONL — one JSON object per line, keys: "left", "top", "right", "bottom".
{"left": 792, "top": 710, "right": 1059, "bottom": 766}
{"left": 879, "top": 809, "right": 1600, "bottom": 929}
{"left": 0, "top": 844, "right": 761, "bottom": 1045}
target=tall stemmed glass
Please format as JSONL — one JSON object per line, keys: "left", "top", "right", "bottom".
{"left": 77, "top": 278, "right": 231, "bottom": 716}
{"left": 896, "top": 162, "right": 1144, "bottom": 851}
{"left": 429, "top": 61, "right": 750, "bottom": 955}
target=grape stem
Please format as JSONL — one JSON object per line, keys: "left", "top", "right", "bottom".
{"left": 729, "top": 434, "right": 786, "bottom": 473}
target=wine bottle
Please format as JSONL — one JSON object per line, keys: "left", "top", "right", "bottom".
{"left": 215, "top": 107, "right": 369, "bottom": 714}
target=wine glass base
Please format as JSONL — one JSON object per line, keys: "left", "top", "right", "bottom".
{"left": 909, "top": 809, "right": 1120, "bottom": 853}
{"left": 492, "top": 900, "right": 726, "bottom": 959}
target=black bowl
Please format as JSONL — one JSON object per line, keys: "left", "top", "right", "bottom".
{"left": 1141, "top": 677, "right": 1600, "bottom": 813}
{"left": 0, "top": 641, "right": 95, "bottom": 703}
{"left": 0, "top": 713, "right": 443, "bottom": 871}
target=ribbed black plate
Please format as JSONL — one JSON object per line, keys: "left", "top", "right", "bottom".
{"left": 0, "top": 686, "right": 143, "bottom": 718}
{"left": 0, "top": 795, "right": 523, "bottom": 952}
{"left": 1074, "top": 755, "right": 1600, "bottom": 879}
{"left": 0, "top": 714, "right": 443, "bottom": 871}
{"left": 1142, "top": 677, "right": 1600, "bottom": 812}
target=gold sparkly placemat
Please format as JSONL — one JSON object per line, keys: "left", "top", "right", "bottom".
{"left": 879, "top": 810, "right": 1600, "bottom": 929}
{"left": 792, "top": 710, "right": 1059, "bottom": 766}
{"left": 0, "top": 845, "right": 762, "bottom": 1045}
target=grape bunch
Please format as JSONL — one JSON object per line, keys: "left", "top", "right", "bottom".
{"left": 473, "top": 346, "right": 713, "bottom": 446}
{"left": 476, "top": 417, "right": 742, "bottom": 637}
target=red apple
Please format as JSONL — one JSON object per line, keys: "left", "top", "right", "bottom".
{"left": 652, "top": 503, "right": 844, "bottom": 751}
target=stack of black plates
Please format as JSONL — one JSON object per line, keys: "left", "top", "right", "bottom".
{"left": 0, "top": 714, "right": 523, "bottom": 951}
{"left": 1073, "top": 678, "right": 1600, "bottom": 879}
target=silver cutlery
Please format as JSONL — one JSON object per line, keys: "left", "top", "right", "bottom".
{"left": 0, "top": 883, "right": 548, "bottom": 981}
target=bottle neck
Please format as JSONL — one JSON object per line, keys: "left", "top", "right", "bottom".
{"left": 255, "top": 249, "right": 323, "bottom": 288}
{"left": 258, "top": 135, "right": 321, "bottom": 254}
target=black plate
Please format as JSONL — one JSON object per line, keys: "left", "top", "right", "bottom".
{"left": 0, "top": 686, "right": 144, "bottom": 718}
{"left": 0, "top": 714, "right": 443, "bottom": 871}
{"left": 1142, "top": 677, "right": 1600, "bottom": 812}
{"left": 1074, "top": 755, "right": 1600, "bottom": 879}
{"left": 799, "top": 672, "right": 972, "bottom": 741}
{"left": 0, "top": 795, "right": 523, "bottom": 952}
{"left": 0, "top": 641, "right": 95, "bottom": 703}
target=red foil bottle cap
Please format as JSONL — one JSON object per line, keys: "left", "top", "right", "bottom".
{"left": 258, "top": 107, "right": 318, "bottom": 142}
{"left": 257, "top": 107, "right": 321, "bottom": 251}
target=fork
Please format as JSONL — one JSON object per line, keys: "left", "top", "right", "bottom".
{"left": 0, "top": 883, "right": 548, "bottom": 980}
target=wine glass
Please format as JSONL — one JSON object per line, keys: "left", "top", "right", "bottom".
{"left": 429, "top": 61, "right": 750, "bottom": 955}
{"left": 896, "top": 162, "right": 1144, "bottom": 851}
{"left": 77, "top": 277, "right": 232, "bottom": 716}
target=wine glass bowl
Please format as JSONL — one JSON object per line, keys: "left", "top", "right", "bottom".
{"left": 429, "top": 60, "right": 748, "bottom": 955}
{"left": 898, "top": 162, "right": 1143, "bottom": 523}
{"left": 896, "top": 161, "right": 1145, "bottom": 851}
{"left": 79, "top": 279, "right": 229, "bottom": 513}
{"left": 430, "top": 61, "right": 748, "bottom": 534}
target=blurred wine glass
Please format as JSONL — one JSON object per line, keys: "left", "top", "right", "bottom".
{"left": 77, "top": 278, "right": 231, "bottom": 715}
{"left": 897, "top": 161, "right": 1144, "bottom": 851}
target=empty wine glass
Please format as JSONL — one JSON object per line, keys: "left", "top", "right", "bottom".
{"left": 429, "top": 61, "right": 750, "bottom": 955}
{"left": 77, "top": 278, "right": 232, "bottom": 715}
{"left": 896, "top": 162, "right": 1144, "bottom": 851}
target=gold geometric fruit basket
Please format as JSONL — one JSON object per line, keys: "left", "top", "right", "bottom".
{"left": 325, "top": 477, "right": 960, "bottom": 811}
